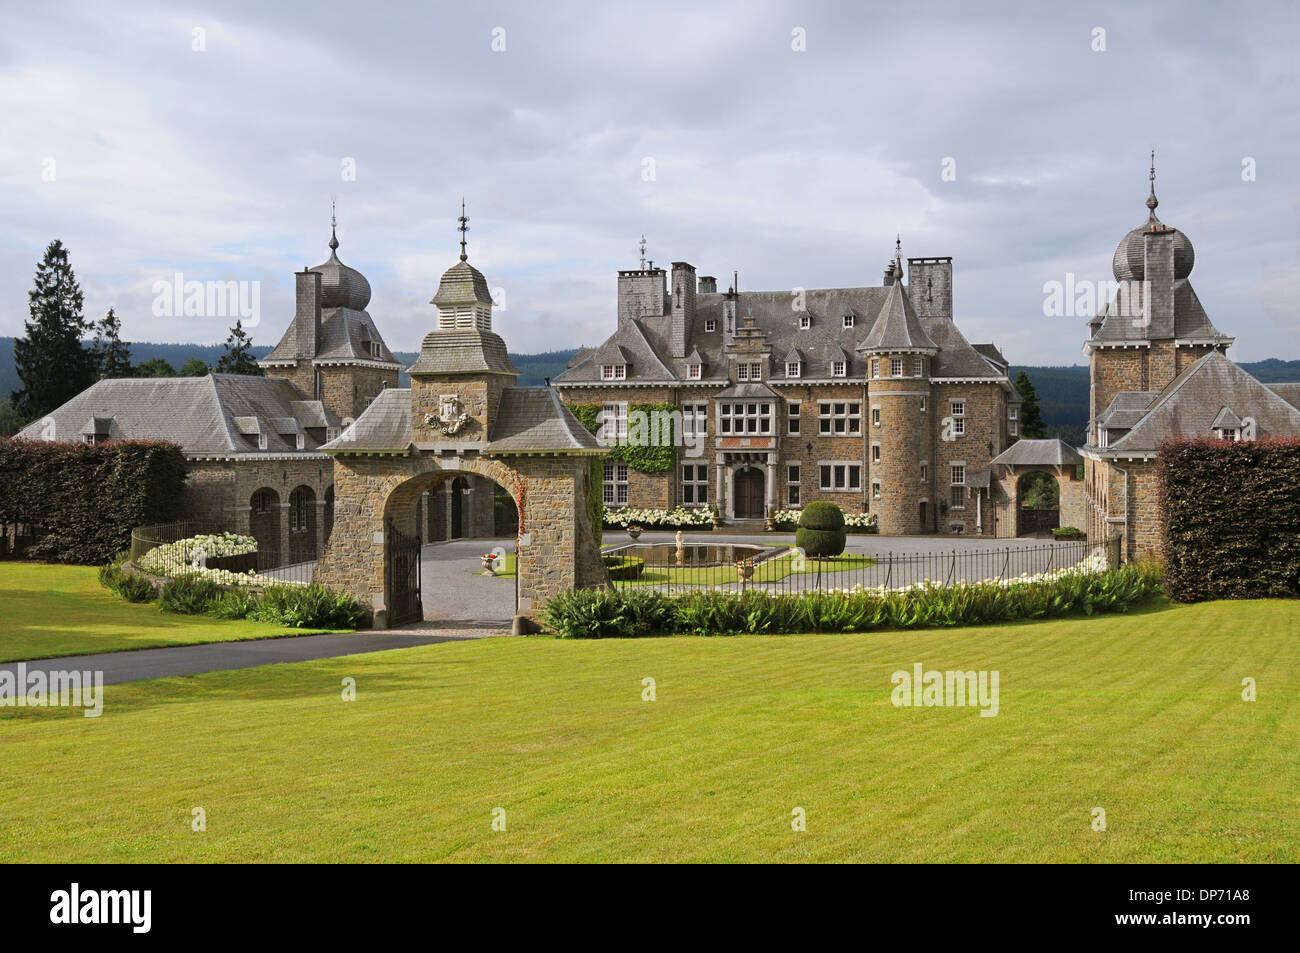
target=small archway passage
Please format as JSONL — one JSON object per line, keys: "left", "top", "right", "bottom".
{"left": 288, "top": 485, "right": 318, "bottom": 563}
{"left": 314, "top": 453, "right": 607, "bottom": 629}
{"left": 450, "top": 476, "right": 469, "bottom": 538}
{"left": 249, "top": 488, "right": 281, "bottom": 570}
{"left": 733, "top": 466, "right": 765, "bottom": 519}
{"left": 1013, "top": 471, "right": 1059, "bottom": 536}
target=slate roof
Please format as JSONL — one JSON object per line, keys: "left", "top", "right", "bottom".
{"left": 857, "top": 281, "right": 938, "bottom": 352}
{"left": 1096, "top": 390, "right": 1160, "bottom": 429}
{"left": 992, "top": 438, "right": 1084, "bottom": 468}
{"left": 407, "top": 329, "right": 520, "bottom": 376}
{"left": 1266, "top": 382, "right": 1300, "bottom": 410}
{"left": 555, "top": 277, "right": 1003, "bottom": 384}
{"left": 431, "top": 260, "right": 493, "bottom": 306}
{"left": 318, "top": 386, "right": 603, "bottom": 455}
{"left": 17, "top": 375, "right": 340, "bottom": 455}
{"left": 1087, "top": 279, "right": 1231, "bottom": 348}
{"left": 319, "top": 388, "right": 412, "bottom": 453}
{"left": 262, "top": 306, "right": 402, "bottom": 367}
{"left": 1103, "top": 352, "right": 1300, "bottom": 453}
{"left": 485, "top": 388, "right": 604, "bottom": 453}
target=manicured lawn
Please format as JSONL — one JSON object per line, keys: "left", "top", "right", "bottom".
{"left": 0, "top": 563, "right": 347, "bottom": 662}
{"left": 1, "top": 597, "right": 1295, "bottom": 862}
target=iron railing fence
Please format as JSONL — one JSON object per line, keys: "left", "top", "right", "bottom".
{"left": 606, "top": 536, "right": 1122, "bottom": 596}
{"left": 129, "top": 520, "right": 316, "bottom": 585}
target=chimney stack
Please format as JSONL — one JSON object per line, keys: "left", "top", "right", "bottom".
{"left": 697, "top": 275, "right": 717, "bottom": 294}
{"left": 670, "top": 261, "right": 696, "bottom": 358}
{"left": 295, "top": 269, "right": 322, "bottom": 359}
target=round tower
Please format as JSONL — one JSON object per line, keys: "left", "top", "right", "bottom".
{"left": 861, "top": 251, "right": 938, "bottom": 535}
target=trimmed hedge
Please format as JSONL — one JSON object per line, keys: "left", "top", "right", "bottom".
{"left": 1053, "top": 527, "right": 1086, "bottom": 540}
{"left": 542, "top": 562, "right": 1164, "bottom": 638}
{"left": 1159, "top": 438, "right": 1300, "bottom": 601}
{"left": 602, "top": 555, "right": 646, "bottom": 581}
{"left": 0, "top": 438, "right": 187, "bottom": 564}
{"left": 796, "top": 502, "right": 846, "bottom": 557}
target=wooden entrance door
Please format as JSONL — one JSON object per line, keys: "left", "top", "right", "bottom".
{"left": 734, "top": 467, "right": 765, "bottom": 519}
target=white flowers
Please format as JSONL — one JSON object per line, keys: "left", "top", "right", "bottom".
{"left": 138, "top": 533, "right": 307, "bottom": 587}
{"left": 772, "top": 509, "right": 877, "bottom": 528}
{"left": 822, "top": 551, "right": 1111, "bottom": 595}
{"left": 604, "top": 506, "right": 714, "bottom": 527}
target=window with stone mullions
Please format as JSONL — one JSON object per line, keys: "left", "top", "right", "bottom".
{"left": 719, "top": 401, "right": 773, "bottom": 435}
{"left": 681, "top": 463, "right": 709, "bottom": 505}
{"left": 819, "top": 401, "right": 861, "bottom": 435}
{"left": 603, "top": 462, "right": 629, "bottom": 506}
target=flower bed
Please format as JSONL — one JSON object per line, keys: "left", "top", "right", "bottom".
{"left": 137, "top": 533, "right": 304, "bottom": 587}
{"left": 603, "top": 506, "right": 715, "bottom": 530}
{"left": 772, "top": 509, "right": 878, "bottom": 533}
{"left": 543, "top": 558, "right": 1162, "bottom": 638}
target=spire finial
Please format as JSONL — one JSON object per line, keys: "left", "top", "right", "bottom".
{"left": 895, "top": 233, "right": 902, "bottom": 262}
{"left": 457, "top": 197, "right": 469, "bottom": 261}
{"left": 638, "top": 234, "right": 647, "bottom": 269}
{"left": 1146, "top": 149, "right": 1159, "bottom": 220}
{"left": 329, "top": 198, "right": 339, "bottom": 252}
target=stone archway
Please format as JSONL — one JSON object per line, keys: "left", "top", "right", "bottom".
{"left": 314, "top": 452, "right": 606, "bottom": 628}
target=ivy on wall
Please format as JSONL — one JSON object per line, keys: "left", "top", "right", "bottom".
{"left": 567, "top": 403, "right": 677, "bottom": 475}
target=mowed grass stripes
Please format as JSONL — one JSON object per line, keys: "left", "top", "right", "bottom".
{"left": 1, "top": 598, "right": 1295, "bottom": 862}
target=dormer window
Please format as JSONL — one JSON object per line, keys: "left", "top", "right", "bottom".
{"left": 737, "top": 362, "right": 762, "bottom": 382}
{"left": 687, "top": 363, "right": 702, "bottom": 380}
{"left": 1216, "top": 428, "right": 1238, "bottom": 442}
{"left": 602, "top": 364, "right": 627, "bottom": 381}
{"left": 704, "top": 319, "right": 716, "bottom": 332}
{"left": 296, "top": 432, "right": 306, "bottom": 450}
{"left": 799, "top": 315, "right": 811, "bottom": 330}
{"left": 832, "top": 360, "right": 847, "bottom": 378}
{"left": 367, "top": 340, "right": 382, "bottom": 359}
{"left": 843, "top": 313, "right": 855, "bottom": 329}
{"left": 786, "top": 361, "right": 801, "bottom": 379}
{"left": 258, "top": 433, "right": 268, "bottom": 450}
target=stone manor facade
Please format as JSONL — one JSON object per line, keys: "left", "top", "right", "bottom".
{"left": 554, "top": 246, "right": 1021, "bottom": 535}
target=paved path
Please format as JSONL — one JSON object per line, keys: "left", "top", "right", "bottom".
{"left": 0, "top": 631, "right": 492, "bottom": 688}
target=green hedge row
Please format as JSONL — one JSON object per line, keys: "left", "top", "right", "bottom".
{"left": 1158, "top": 438, "right": 1300, "bottom": 601}
{"left": 0, "top": 438, "right": 187, "bottom": 564}
{"left": 542, "top": 562, "right": 1163, "bottom": 638}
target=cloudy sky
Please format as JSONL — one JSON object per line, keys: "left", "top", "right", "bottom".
{"left": 1, "top": 0, "right": 1296, "bottom": 364}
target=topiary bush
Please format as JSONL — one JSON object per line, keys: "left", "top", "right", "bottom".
{"left": 602, "top": 555, "right": 646, "bottom": 581}
{"left": 795, "top": 501, "right": 847, "bottom": 557}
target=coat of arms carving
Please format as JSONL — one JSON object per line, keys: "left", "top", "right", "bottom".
{"left": 424, "top": 394, "right": 471, "bottom": 435}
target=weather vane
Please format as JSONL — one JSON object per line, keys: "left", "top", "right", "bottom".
{"left": 638, "top": 234, "right": 647, "bottom": 269}
{"left": 458, "top": 198, "right": 469, "bottom": 261}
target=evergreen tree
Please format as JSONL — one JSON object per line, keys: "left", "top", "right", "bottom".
{"left": 1014, "top": 370, "right": 1047, "bottom": 440}
{"left": 179, "top": 357, "right": 210, "bottom": 377}
{"left": 133, "top": 357, "right": 177, "bottom": 378}
{"left": 89, "top": 307, "right": 132, "bottom": 379}
{"left": 0, "top": 399, "right": 24, "bottom": 437}
{"left": 12, "top": 240, "right": 92, "bottom": 418}
{"left": 215, "top": 320, "right": 263, "bottom": 376}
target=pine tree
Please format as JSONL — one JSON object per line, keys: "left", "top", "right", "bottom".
{"left": 89, "top": 307, "right": 132, "bottom": 379}
{"left": 12, "top": 240, "right": 92, "bottom": 418}
{"left": 215, "top": 320, "right": 263, "bottom": 376}
{"left": 1014, "top": 370, "right": 1047, "bottom": 440}
{"left": 133, "top": 357, "right": 177, "bottom": 378}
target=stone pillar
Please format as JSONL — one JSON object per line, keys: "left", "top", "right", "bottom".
{"left": 765, "top": 455, "right": 777, "bottom": 513}
{"left": 315, "top": 499, "right": 328, "bottom": 560}
{"left": 277, "top": 502, "right": 291, "bottom": 569}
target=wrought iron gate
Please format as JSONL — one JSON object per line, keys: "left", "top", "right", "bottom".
{"left": 385, "top": 518, "right": 422, "bottom": 627}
